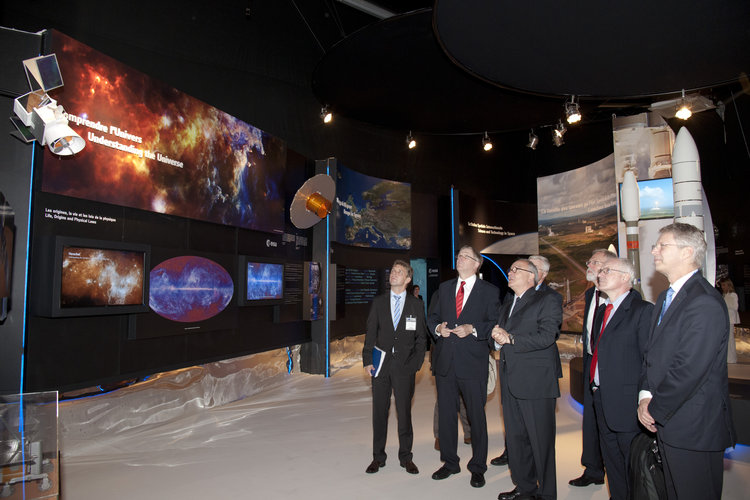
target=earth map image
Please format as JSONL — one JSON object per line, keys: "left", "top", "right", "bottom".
{"left": 336, "top": 166, "right": 411, "bottom": 250}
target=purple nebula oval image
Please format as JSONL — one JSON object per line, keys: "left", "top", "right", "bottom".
{"left": 149, "top": 256, "right": 234, "bottom": 322}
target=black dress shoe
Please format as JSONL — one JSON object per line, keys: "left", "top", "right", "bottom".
{"left": 568, "top": 474, "right": 605, "bottom": 486}
{"left": 470, "top": 472, "right": 485, "bottom": 488}
{"left": 490, "top": 449, "right": 509, "bottom": 466}
{"left": 497, "top": 487, "right": 536, "bottom": 500}
{"left": 400, "top": 460, "right": 419, "bottom": 474}
{"left": 365, "top": 460, "right": 385, "bottom": 474}
{"left": 431, "top": 465, "right": 459, "bottom": 480}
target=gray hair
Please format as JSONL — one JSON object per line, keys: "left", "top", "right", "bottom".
{"left": 608, "top": 257, "right": 635, "bottom": 285}
{"left": 515, "top": 258, "right": 539, "bottom": 284}
{"left": 659, "top": 223, "right": 706, "bottom": 268}
{"left": 459, "top": 245, "right": 484, "bottom": 267}
{"left": 592, "top": 248, "right": 618, "bottom": 260}
{"left": 528, "top": 255, "right": 550, "bottom": 273}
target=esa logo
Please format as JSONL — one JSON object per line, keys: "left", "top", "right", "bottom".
{"left": 266, "top": 239, "right": 278, "bottom": 248}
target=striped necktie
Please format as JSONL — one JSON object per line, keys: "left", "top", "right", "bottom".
{"left": 657, "top": 287, "right": 675, "bottom": 325}
{"left": 392, "top": 295, "right": 401, "bottom": 329}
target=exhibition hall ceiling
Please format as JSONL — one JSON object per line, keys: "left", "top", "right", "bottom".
{"left": 312, "top": 0, "right": 750, "bottom": 134}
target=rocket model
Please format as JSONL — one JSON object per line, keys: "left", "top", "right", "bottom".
{"left": 671, "top": 127, "right": 704, "bottom": 231}
{"left": 620, "top": 168, "right": 642, "bottom": 292}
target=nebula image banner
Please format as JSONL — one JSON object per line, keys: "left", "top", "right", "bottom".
{"left": 41, "top": 31, "right": 286, "bottom": 234}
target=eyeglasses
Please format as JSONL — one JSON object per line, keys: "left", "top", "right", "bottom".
{"left": 599, "top": 267, "right": 629, "bottom": 276}
{"left": 651, "top": 242, "right": 685, "bottom": 251}
{"left": 508, "top": 266, "right": 534, "bottom": 275}
{"left": 456, "top": 253, "right": 479, "bottom": 263}
{"left": 585, "top": 259, "right": 604, "bottom": 267}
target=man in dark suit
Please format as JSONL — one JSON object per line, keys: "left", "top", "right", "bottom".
{"left": 490, "top": 254, "right": 562, "bottom": 468}
{"left": 427, "top": 245, "right": 500, "bottom": 488}
{"left": 570, "top": 248, "right": 616, "bottom": 487}
{"left": 363, "top": 260, "right": 428, "bottom": 475}
{"left": 589, "top": 257, "right": 652, "bottom": 500}
{"left": 638, "top": 223, "right": 736, "bottom": 500}
{"left": 492, "top": 259, "right": 561, "bottom": 500}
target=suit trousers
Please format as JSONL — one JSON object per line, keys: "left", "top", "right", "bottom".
{"left": 659, "top": 438, "right": 724, "bottom": 500}
{"left": 581, "top": 354, "right": 605, "bottom": 478}
{"left": 591, "top": 388, "right": 638, "bottom": 500}
{"left": 502, "top": 378, "right": 557, "bottom": 499}
{"left": 436, "top": 370, "right": 488, "bottom": 473}
{"left": 371, "top": 366, "right": 415, "bottom": 464}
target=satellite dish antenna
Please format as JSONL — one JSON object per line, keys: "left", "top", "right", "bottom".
{"left": 290, "top": 174, "right": 336, "bottom": 229}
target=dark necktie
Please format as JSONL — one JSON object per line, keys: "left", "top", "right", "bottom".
{"left": 590, "top": 303, "right": 613, "bottom": 384}
{"left": 589, "top": 289, "right": 601, "bottom": 352}
{"left": 456, "top": 281, "right": 466, "bottom": 318}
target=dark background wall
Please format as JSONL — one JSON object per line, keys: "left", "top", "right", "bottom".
{"left": 1, "top": 2, "right": 748, "bottom": 393}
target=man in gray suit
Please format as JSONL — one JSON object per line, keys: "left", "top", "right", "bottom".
{"left": 363, "top": 260, "right": 427, "bottom": 475}
{"left": 638, "top": 223, "right": 735, "bottom": 500}
{"left": 492, "top": 259, "right": 561, "bottom": 500}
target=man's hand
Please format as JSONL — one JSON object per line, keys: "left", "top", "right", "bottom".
{"left": 437, "top": 322, "right": 452, "bottom": 337}
{"left": 637, "top": 397, "right": 657, "bottom": 432}
{"left": 453, "top": 324, "right": 474, "bottom": 338}
{"left": 364, "top": 364, "right": 375, "bottom": 376}
{"left": 491, "top": 325, "right": 510, "bottom": 345}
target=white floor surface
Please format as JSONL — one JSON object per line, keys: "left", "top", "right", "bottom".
{"left": 58, "top": 350, "right": 750, "bottom": 500}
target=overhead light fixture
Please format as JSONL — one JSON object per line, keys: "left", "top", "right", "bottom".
{"left": 320, "top": 105, "right": 333, "bottom": 124}
{"left": 482, "top": 131, "right": 493, "bottom": 151}
{"left": 10, "top": 54, "right": 85, "bottom": 156}
{"left": 552, "top": 121, "right": 566, "bottom": 147}
{"left": 527, "top": 130, "right": 539, "bottom": 150}
{"left": 565, "top": 96, "right": 582, "bottom": 124}
{"left": 675, "top": 89, "right": 692, "bottom": 120}
{"left": 406, "top": 131, "right": 416, "bottom": 149}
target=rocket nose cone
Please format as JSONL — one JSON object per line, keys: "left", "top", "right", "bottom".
{"left": 672, "top": 127, "right": 699, "bottom": 165}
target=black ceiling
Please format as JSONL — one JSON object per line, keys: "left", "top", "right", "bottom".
{"left": 312, "top": 0, "right": 750, "bottom": 135}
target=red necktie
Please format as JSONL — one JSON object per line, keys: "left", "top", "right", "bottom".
{"left": 456, "top": 281, "right": 466, "bottom": 318}
{"left": 590, "top": 304, "right": 613, "bottom": 384}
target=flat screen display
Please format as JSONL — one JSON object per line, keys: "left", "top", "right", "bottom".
{"left": 619, "top": 177, "right": 674, "bottom": 221}
{"left": 246, "top": 262, "right": 284, "bottom": 301}
{"left": 60, "top": 246, "right": 146, "bottom": 308}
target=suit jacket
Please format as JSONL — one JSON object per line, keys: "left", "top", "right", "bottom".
{"left": 427, "top": 277, "right": 500, "bottom": 380}
{"left": 592, "top": 289, "right": 652, "bottom": 432}
{"left": 362, "top": 293, "right": 427, "bottom": 376}
{"left": 536, "top": 282, "right": 563, "bottom": 378}
{"left": 581, "top": 286, "right": 598, "bottom": 353}
{"left": 639, "top": 272, "right": 736, "bottom": 451}
{"left": 497, "top": 287, "right": 562, "bottom": 399}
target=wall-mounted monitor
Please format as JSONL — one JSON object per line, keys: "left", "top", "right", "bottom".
{"left": 619, "top": 177, "right": 674, "bottom": 221}
{"left": 238, "top": 256, "right": 284, "bottom": 306}
{"left": 39, "top": 236, "right": 150, "bottom": 317}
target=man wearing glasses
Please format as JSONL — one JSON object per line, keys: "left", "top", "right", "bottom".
{"left": 427, "top": 245, "right": 500, "bottom": 488}
{"left": 638, "top": 223, "right": 735, "bottom": 500}
{"left": 492, "top": 259, "right": 561, "bottom": 500}
{"left": 570, "top": 248, "right": 616, "bottom": 488}
{"left": 588, "top": 258, "right": 652, "bottom": 500}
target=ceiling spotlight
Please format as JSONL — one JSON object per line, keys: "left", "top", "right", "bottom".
{"left": 320, "top": 105, "right": 333, "bottom": 124}
{"left": 406, "top": 131, "right": 416, "bottom": 149}
{"left": 526, "top": 129, "right": 539, "bottom": 150}
{"left": 675, "top": 89, "right": 692, "bottom": 120}
{"left": 552, "top": 121, "right": 566, "bottom": 147}
{"left": 565, "top": 96, "right": 582, "bottom": 124}
{"left": 482, "top": 131, "right": 493, "bottom": 151}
